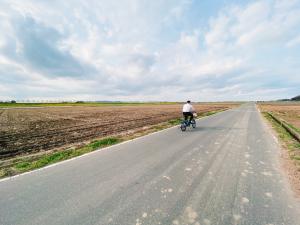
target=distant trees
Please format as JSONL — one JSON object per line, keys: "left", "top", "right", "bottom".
{"left": 0, "top": 100, "right": 16, "bottom": 103}
{"left": 277, "top": 99, "right": 290, "bottom": 101}
{"left": 291, "top": 95, "right": 300, "bottom": 101}
{"left": 276, "top": 95, "right": 300, "bottom": 101}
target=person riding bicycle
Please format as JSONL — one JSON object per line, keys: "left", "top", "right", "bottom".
{"left": 182, "top": 100, "right": 195, "bottom": 124}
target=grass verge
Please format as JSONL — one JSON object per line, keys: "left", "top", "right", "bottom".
{"left": 0, "top": 109, "right": 225, "bottom": 179}
{"left": 263, "top": 112, "right": 300, "bottom": 166}
{"left": 285, "top": 121, "right": 300, "bottom": 133}
{"left": 0, "top": 138, "right": 120, "bottom": 177}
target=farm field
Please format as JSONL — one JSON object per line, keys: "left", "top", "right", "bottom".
{"left": 0, "top": 103, "right": 238, "bottom": 159}
{"left": 259, "top": 102, "right": 300, "bottom": 131}
{"left": 0, "top": 101, "right": 178, "bottom": 108}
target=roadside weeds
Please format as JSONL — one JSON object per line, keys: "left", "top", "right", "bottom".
{"left": 0, "top": 109, "right": 225, "bottom": 179}
{"left": 263, "top": 112, "right": 300, "bottom": 164}
{"left": 262, "top": 112, "right": 300, "bottom": 196}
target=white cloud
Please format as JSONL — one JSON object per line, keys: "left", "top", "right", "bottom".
{"left": 286, "top": 34, "right": 300, "bottom": 47}
{"left": 0, "top": 0, "right": 300, "bottom": 101}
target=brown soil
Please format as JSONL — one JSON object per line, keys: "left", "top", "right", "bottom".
{"left": 259, "top": 102, "right": 300, "bottom": 197}
{"left": 259, "top": 103, "right": 300, "bottom": 130}
{"left": 0, "top": 103, "right": 237, "bottom": 159}
{"left": 280, "top": 143, "right": 300, "bottom": 198}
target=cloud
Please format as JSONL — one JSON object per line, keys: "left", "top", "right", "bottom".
{"left": 198, "top": 0, "right": 300, "bottom": 98}
{"left": 0, "top": 0, "right": 300, "bottom": 101}
{"left": 24, "top": 17, "right": 95, "bottom": 77}
{"left": 1, "top": 13, "right": 95, "bottom": 78}
{"left": 286, "top": 34, "right": 300, "bottom": 47}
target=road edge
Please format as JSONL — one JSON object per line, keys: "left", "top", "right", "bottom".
{"left": 256, "top": 104, "right": 300, "bottom": 199}
{"left": 0, "top": 108, "right": 231, "bottom": 183}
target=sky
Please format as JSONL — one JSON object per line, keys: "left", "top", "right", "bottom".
{"left": 0, "top": 0, "right": 299, "bottom": 102}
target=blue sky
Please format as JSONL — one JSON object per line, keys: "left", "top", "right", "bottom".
{"left": 0, "top": 0, "right": 299, "bottom": 101}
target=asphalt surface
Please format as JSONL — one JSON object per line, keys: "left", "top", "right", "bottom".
{"left": 1, "top": 103, "right": 299, "bottom": 225}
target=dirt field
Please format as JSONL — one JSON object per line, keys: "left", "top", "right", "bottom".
{"left": 259, "top": 102, "right": 300, "bottom": 130}
{"left": 0, "top": 103, "right": 237, "bottom": 159}
{"left": 259, "top": 102, "right": 300, "bottom": 196}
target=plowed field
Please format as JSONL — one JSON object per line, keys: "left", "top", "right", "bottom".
{"left": 259, "top": 102, "right": 300, "bottom": 130}
{"left": 0, "top": 103, "right": 237, "bottom": 159}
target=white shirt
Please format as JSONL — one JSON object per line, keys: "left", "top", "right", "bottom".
{"left": 182, "top": 103, "right": 194, "bottom": 112}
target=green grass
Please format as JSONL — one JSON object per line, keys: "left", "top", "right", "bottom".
{"left": 0, "top": 102, "right": 179, "bottom": 108}
{"left": 284, "top": 121, "right": 300, "bottom": 133}
{"left": 89, "top": 138, "right": 120, "bottom": 148}
{"left": 201, "top": 110, "right": 223, "bottom": 116}
{"left": 264, "top": 113, "right": 293, "bottom": 142}
{"left": 168, "top": 118, "right": 182, "bottom": 125}
{"left": 13, "top": 137, "right": 120, "bottom": 173}
{"left": 293, "top": 155, "right": 300, "bottom": 161}
{"left": 263, "top": 112, "right": 300, "bottom": 162}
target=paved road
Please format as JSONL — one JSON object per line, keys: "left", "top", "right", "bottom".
{"left": 1, "top": 103, "right": 299, "bottom": 225}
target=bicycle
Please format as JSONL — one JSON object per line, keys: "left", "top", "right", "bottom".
{"left": 180, "top": 116, "right": 196, "bottom": 131}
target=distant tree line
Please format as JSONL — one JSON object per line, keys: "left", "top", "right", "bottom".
{"left": 0, "top": 100, "right": 87, "bottom": 103}
{"left": 291, "top": 95, "right": 300, "bottom": 101}
{"left": 0, "top": 100, "right": 16, "bottom": 103}
{"left": 277, "top": 95, "right": 300, "bottom": 101}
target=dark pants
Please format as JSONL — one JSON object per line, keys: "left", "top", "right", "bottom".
{"left": 183, "top": 112, "right": 193, "bottom": 122}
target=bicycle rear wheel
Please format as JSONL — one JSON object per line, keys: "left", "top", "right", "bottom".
{"left": 191, "top": 119, "right": 196, "bottom": 128}
{"left": 180, "top": 123, "right": 187, "bottom": 131}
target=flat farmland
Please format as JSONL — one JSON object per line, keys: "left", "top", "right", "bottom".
{"left": 259, "top": 102, "right": 300, "bottom": 130}
{"left": 0, "top": 103, "right": 237, "bottom": 159}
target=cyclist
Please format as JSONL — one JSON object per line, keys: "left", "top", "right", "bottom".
{"left": 182, "top": 100, "right": 195, "bottom": 124}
